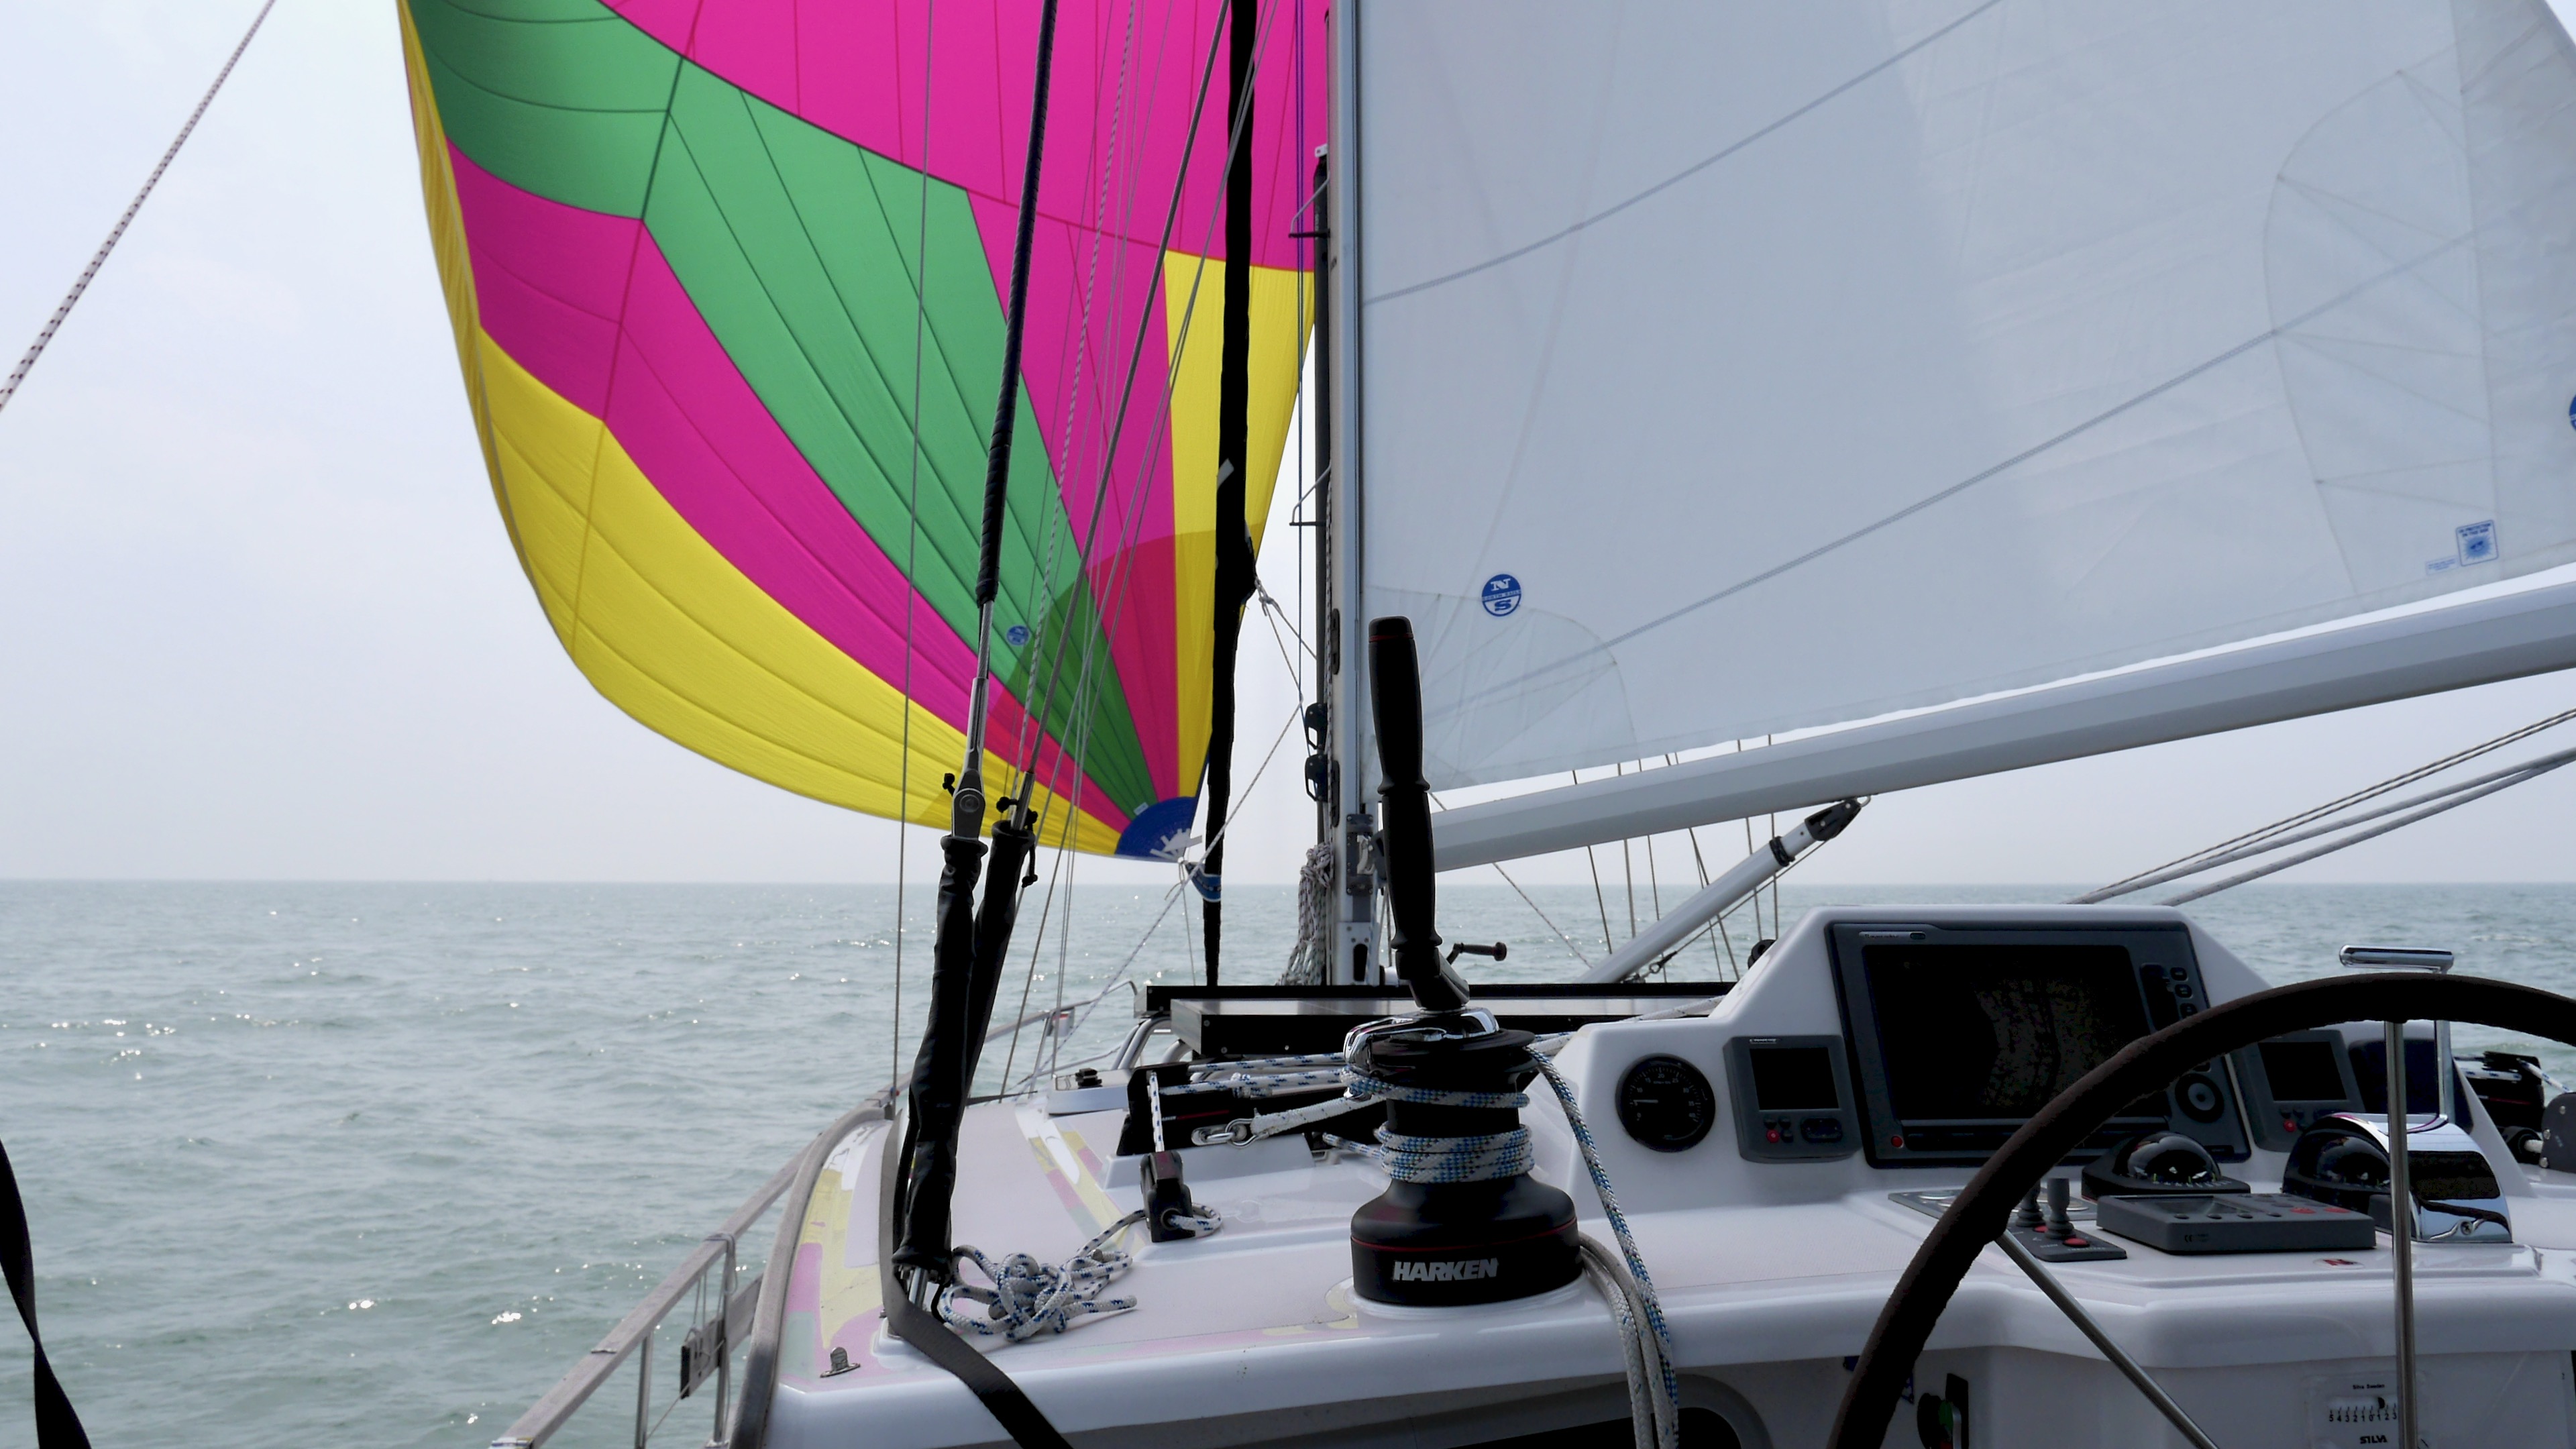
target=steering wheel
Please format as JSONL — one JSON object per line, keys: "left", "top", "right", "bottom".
{"left": 1829, "top": 972, "right": 2576, "bottom": 1449}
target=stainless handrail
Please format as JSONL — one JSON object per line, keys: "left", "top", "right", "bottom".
{"left": 490, "top": 1004, "right": 1071, "bottom": 1448}
{"left": 488, "top": 1157, "right": 798, "bottom": 1449}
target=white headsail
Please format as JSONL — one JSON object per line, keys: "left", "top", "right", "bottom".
{"left": 1350, "top": 0, "right": 2576, "bottom": 810}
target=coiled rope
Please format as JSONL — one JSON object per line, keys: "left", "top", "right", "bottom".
{"left": 1281, "top": 843, "right": 1337, "bottom": 983}
{"left": 939, "top": 1201, "right": 1221, "bottom": 1342}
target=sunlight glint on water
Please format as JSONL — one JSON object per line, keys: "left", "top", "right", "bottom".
{"left": 3, "top": 881, "right": 2573, "bottom": 1447}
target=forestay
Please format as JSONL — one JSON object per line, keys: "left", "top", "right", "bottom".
{"left": 1354, "top": 0, "right": 2576, "bottom": 789}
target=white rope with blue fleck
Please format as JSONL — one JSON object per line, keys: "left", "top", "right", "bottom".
{"left": 1322, "top": 1069, "right": 1536, "bottom": 1183}
{"left": 1531, "top": 1053, "right": 1680, "bottom": 1436}
{"left": 1190, "top": 1059, "right": 1535, "bottom": 1184}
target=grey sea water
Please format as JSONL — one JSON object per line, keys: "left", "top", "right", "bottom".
{"left": 4, "top": 879, "right": 2575, "bottom": 1448}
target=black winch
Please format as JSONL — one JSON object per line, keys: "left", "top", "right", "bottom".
{"left": 1350, "top": 617, "right": 1579, "bottom": 1305}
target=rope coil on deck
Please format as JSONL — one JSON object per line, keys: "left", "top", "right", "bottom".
{"left": 940, "top": 1200, "right": 1222, "bottom": 1342}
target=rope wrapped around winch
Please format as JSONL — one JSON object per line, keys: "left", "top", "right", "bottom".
{"left": 1191, "top": 1039, "right": 1682, "bottom": 1447}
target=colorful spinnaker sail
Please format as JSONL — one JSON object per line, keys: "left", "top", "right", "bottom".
{"left": 398, "top": 0, "right": 1322, "bottom": 856}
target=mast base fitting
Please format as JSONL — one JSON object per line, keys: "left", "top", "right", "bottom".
{"left": 1346, "top": 1018, "right": 1579, "bottom": 1305}
{"left": 1351, "top": 1177, "right": 1579, "bottom": 1305}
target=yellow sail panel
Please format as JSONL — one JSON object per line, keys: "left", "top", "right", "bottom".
{"left": 1165, "top": 254, "right": 1316, "bottom": 790}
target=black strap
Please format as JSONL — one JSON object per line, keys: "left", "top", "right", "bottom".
{"left": 877, "top": 1102, "right": 1073, "bottom": 1449}
{"left": 1, "top": 1140, "right": 92, "bottom": 1449}
{"left": 882, "top": 1292, "right": 1074, "bottom": 1449}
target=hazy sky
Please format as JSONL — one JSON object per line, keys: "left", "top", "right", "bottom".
{"left": 8, "top": 1, "right": 2576, "bottom": 890}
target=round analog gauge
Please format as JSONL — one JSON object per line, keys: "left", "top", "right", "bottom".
{"left": 1616, "top": 1055, "right": 1715, "bottom": 1152}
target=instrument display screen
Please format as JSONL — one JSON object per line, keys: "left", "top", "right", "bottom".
{"left": 1825, "top": 921, "right": 2220, "bottom": 1167}
{"left": 1864, "top": 944, "right": 2150, "bottom": 1119}
{"left": 2257, "top": 1038, "right": 2348, "bottom": 1103}
{"left": 1748, "top": 1045, "right": 1841, "bottom": 1111}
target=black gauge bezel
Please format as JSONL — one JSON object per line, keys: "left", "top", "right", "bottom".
{"left": 1616, "top": 1053, "right": 1717, "bottom": 1152}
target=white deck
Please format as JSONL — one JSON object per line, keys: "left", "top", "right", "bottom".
{"left": 765, "top": 908, "right": 2576, "bottom": 1448}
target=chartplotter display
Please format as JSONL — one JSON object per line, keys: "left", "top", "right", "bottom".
{"left": 1826, "top": 924, "right": 2224, "bottom": 1166}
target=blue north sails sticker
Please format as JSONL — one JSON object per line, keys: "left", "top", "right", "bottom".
{"left": 1005, "top": 624, "right": 1032, "bottom": 648}
{"left": 2458, "top": 519, "right": 2498, "bottom": 566}
{"left": 1481, "top": 574, "right": 1523, "bottom": 618}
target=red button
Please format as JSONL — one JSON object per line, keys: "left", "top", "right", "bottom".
{"left": 2064, "top": 1236, "right": 2089, "bottom": 1247}
{"left": 1766, "top": 1128, "right": 1782, "bottom": 1144}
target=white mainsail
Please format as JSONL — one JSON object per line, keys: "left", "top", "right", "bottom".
{"left": 1352, "top": 0, "right": 2576, "bottom": 793}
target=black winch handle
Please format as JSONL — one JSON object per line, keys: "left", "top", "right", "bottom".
{"left": 1368, "top": 616, "right": 1471, "bottom": 1012}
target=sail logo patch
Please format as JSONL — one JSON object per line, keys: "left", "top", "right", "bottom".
{"left": 1393, "top": 1257, "right": 1499, "bottom": 1283}
{"left": 1005, "top": 624, "right": 1032, "bottom": 648}
{"left": 1481, "top": 574, "right": 1522, "bottom": 618}
{"left": 2458, "top": 520, "right": 2498, "bottom": 566}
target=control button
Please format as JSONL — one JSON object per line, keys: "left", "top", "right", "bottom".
{"left": 2177, "top": 1075, "right": 2226, "bottom": 1123}
{"left": 1801, "top": 1117, "right": 1844, "bottom": 1144}
{"left": 1764, "top": 1128, "right": 1782, "bottom": 1144}
{"left": 2063, "top": 1236, "right": 2089, "bottom": 1247}
{"left": 2174, "top": 983, "right": 2194, "bottom": 999}
{"left": 2178, "top": 1003, "right": 2199, "bottom": 1016}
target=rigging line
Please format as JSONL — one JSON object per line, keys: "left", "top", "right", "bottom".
{"left": 1496, "top": 859, "right": 1592, "bottom": 969}
{"left": 1045, "top": 843, "right": 1080, "bottom": 1083}
{"left": 2074, "top": 704, "right": 2576, "bottom": 902}
{"left": 1000, "top": 0, "right": 1254, "bottom": 810}
{"left": 1619, "top": 764, "right": 1638, "bottom": 940}
{"left": 1363, "top": 0, "right": 2006, "bottom": 308}
{"left": 1579, "top": 773, "right": 1616, "bottom": 957}
{"left": 2099, "top": 706, "right": 2576, "bottom": 894}
{"left": 1, "top": 0, "right": 276, "bottom": 420}
{"left": 1004, "top": 0, "right": 1286, "bottom": 873}
{"left": 983, "top": 11, "right": 1218, "bottom": 846}
{"left": 1428, "top": 788, "right": 1591, "bottom": 968}
{"left": 1671, "top": 755, "right": 1729, "bottom": 975}
{"left": 1032, "top": 881, "right": 1192, "bottom": 1073}
{"left": 1008, "top": 0, "right": 1286, "bottom": 863}
{"left": 1741, "top": 809, "right": 1760, "bottom": 939}
{"left": 891, "top": 0, "right": 943, "bottom": 1095}
{"left": 1659, "top": 842, "right": 1819, "bottom": 977}
{"left": 1452, "top": 227, "right": 2483, "bottom": 715}
{"left": 1256, "top": 581, "right": 1313, "bottom": 656}
{"left": 1258, "top": 590, "right": 1307, "bottom": 697}
{"left": 2160, "top": 755, "right": 2576, "bottom": 907}
{"left": 997, "top": 818, "right": 1071, "bottom": 1093}
{"left": 2090, "top": 742, "right": 2576, "bottom": 904}
{"left": 1195, "top": 702, "right": 1303, "bottom": 859}
{"left": 1002, "top": 0, "right": 1142, "bottom": 786}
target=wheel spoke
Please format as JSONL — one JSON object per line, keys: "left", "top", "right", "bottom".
{"left": 1995, "top": 1232, "right": 2222, "bottom": 1449}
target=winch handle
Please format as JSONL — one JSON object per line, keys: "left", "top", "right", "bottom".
{"left": 1367, "top": 616, "right": 1470, "bottom": 1012}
